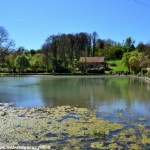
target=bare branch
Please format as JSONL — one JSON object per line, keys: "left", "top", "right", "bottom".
{"left": 0, "top": 26, "right": 8, "bottom": 46}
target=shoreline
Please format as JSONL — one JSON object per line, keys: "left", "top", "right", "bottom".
{"left": 1, "top": 73, "right": 150, "bottom": 86}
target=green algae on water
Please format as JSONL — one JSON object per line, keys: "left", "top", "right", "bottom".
{"left": 0, "top": 105, "right": 150, "bottom": 149}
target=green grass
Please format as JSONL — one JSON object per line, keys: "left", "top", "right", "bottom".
{"left": 107, "top": 60, "right": 128, "bottom": 72}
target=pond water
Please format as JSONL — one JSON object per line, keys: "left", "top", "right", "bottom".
{"left": 0, "top": 75, "right": 150, "bottom": 116}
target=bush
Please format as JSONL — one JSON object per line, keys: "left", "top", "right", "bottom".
{"left": 54, "top": 66, "right": 71, "bottom": 73}
{"left": 141, "top": 69, "right": 147, "bottom": 75}
{"left": 87, "top": 67, "right": 105, "bottom": 74}
{"left": 147, "top": 72, "right": 150, "bottom": 78}
{"left": 109, "top": 63, "right": 117, "bottom": 67}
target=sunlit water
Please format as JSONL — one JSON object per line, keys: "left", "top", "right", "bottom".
{"left": 0, "top": 75, "right": 150, "bottom": 116}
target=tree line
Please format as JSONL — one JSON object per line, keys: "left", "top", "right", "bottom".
{"left": 0, "top": 26, "right": 150, "bottom": 74}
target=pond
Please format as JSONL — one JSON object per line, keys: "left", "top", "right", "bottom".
{"left": 0, "top": 75, "right": 150, "bottom": 115}
{"left": 0, "top": 75, "right": 150, "bottom": 149}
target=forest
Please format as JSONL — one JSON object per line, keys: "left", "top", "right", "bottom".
{"left": 0, "top": 26, "right": 150, "bottom": 75}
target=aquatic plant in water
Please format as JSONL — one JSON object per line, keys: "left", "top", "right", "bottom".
{"left": 0, "top": 105, "right": 150, "bottom": 149}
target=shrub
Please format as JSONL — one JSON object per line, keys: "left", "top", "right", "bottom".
{"left": 109, "top": 63, "right": 117, "bottom": 67}
{"left": 87, "top": 67, "right": 105, "bottom": 74}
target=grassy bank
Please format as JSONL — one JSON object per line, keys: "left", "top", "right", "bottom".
{"left": 107, "top": 60, "right": 128, "bottom": 73}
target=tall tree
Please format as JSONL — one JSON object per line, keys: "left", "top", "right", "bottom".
{"left": 41, "top": 43, "right": 52, "bottom": 72}
{"left": 137, "top": 42, "right": 145, "bottom": 52}
{"left": 91, "top": 32, "right": 98, "bottom": 57}
{"left": 97, "top": 39, "right": 105, "bottom": 49}
{"left": 124, "top": 37, "right": 135, "bottom": 52}
{"left": 0, "top": 26, "right": 15, "bottom": 62}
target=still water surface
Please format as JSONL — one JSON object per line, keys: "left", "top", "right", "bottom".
{"left": 0, "top": 76, "right": 150, "bottom": 115}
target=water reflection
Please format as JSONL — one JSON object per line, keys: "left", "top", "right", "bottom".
{"left": 0, "top": 76, "right": 150, "bottom": 115}
{"left": 0, "top": 76, "right": 44, "bottom": 107}
{"left": 39, "top": 76, "right": 150, "bottom": 114}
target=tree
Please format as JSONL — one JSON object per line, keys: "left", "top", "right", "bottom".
{"left": 123, "top": 37, "right": 135, "bottom": 52}
{"left": 109, "top": 45, "right": 123, "bottom": 60}
{"left": 137, "top": 42, "right": 150, "bottom": 57}
{"left": 15, "top": 55, "right": 30, "bottom": 73}
{"left": 122, "top": 52, "right": 131, "bottom": 72}
{"left": 42, "top": 32, "right": 90, "bottom": 72}
{"left": 129, "top": 56, "right": 140, "bottom": 73}
{"left": 122, "top": 51, "right": 143, "bottom": 74}
{"left": 125, "top": 37, "right": 135, "bottom": 47}
{"left": 74, "top": 32, "right": 89, "bottom": 58}
{"left": 97, "top": 39, "right": 105, "bottom": 49}
{"left": 140, "top": 54, "right": 150, "bottom": 68}
{"left": 5, "top": 53, "right": 16, "bottom": 72}
{"left": 30, "top": 53, "right": 46, "bottom": 72}
{"left": 0, "top": 26, "right": 15, "bottom": 62}
{"left": 91, "top": 32, "right": 98, "bottom": 57}
{"left": 137, "top": 42, "right": 145, "bottom": 52}
{"left": 30, "top": 49, "right": 37, "bottom": 56}
{"left": 41, "top": 43, "right": 52, "bottom": 72}
{"left": 104, "top": 39, "right": 116, "bottom": 47}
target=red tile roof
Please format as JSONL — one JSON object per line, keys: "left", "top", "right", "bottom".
{"left": 79, "top": 57, "right": 105, "bottom": 63}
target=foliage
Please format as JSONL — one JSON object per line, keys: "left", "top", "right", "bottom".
{"left": 15, "top": 54, "right": 30, "bottom": 73}
{"left": 122, "top": 51, "right": 150, "bottom": 74}
{"left": 109, "top": 45, "right": 123, "bottom": 60}
{"left": 5, "top": 54, "right": 16, "bottom": 72}
{"left": 147, "top": 71, "right": 150, "bottom": 78}
{"left": 122, "top": 52, "right": 131, "bottom": 72}
{"left": 30, "top": 53, "right": 47, "bottom": 72}
{"left": 0, "top": 25, "right": 150, "bottom": 74}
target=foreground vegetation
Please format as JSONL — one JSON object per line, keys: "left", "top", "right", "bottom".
{"left": 0, "top": 26, "right": 150, "bottom": 75}
{"left": 0, "top": 105, "right": 149, "bottom": 149}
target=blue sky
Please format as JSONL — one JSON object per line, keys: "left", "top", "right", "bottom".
{"left": 0, "top": 0, "right": 150, "bottom": 50}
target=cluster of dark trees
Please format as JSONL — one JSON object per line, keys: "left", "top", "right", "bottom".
{"left": 0, "top": 26, "right": 150, "bottom": 74}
